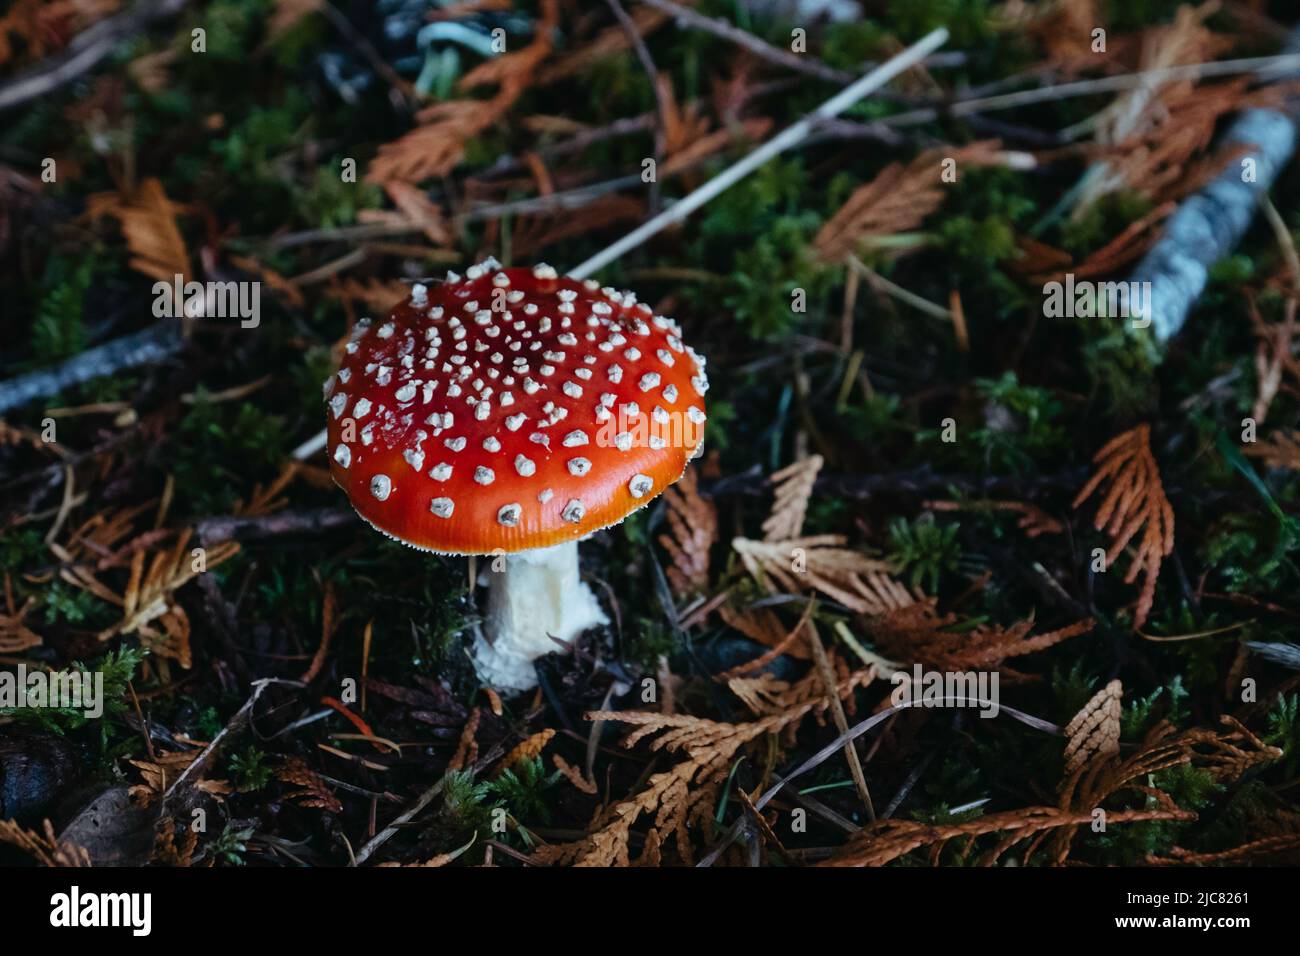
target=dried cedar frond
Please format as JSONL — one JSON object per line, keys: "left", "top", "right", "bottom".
{"left": 718, "top": 601, "right": 812, "bottom": 665}
{"left": 1146, "top": 835, "right": 1300, "bottom": 866}
{"left": 1046, "top": 715, "right": 1282, "bottom": 864}
{"left": 762, "top": 455, "right": 822, "bottom": 542}
{"left": 1248, "top": 296, "right": 1298, "bottom": 425}
{"left": 378, "top": 848, "right": 466, "bottom": 867}
{"left": 536, "top": 4, "right": 667, "bottom": 84}
{"left": 276, "top": 756, "right": 344, "bottom": 814}
{"left": 1018, "top": 0, "right": 1133, "bottom": 77}
{"left": 383, "top": 180, "right": 452, "bottom": 246}
{"left": 658, "top": 467, "right": 717, "bottom": 598}
{"left": 0, "top": 574, "right": 41, "bottom": 652}
{"left": 1072, "top": 5, "right": 1246, "bottom": 212}
{"left": 813, "top": 141, "right": 1004, "bottom": 264}
{"left": 726, "top": 672, "right": 793, "bottom": 715}
{"left": 820, "top": 804, "right": 1191, "bottom": 867}
{"left": 1054, "top": 201, "right": 1176, "bottom": 282}
{"left": 925, "top": 498, "right": 1063, "bottom": 538}
{"left": 510, "top": 194, "right": 644, "bottom": 260}
{"left": 58, "top": 501, "right": 154, "bottom": 567}
{"left": 1180, "top": 715, "right": 1284, "bottom": 781}
{"left": 448, "top": 707, "right": 481, "bottom": 772}
{"left": 328, "top": 278, "right": 410, "bottom": 315}
{"left": 733, "top": 534, "right": 912, "bottom": 616}
{"left": 152, "top": 823, "right": 198, "bottom": 867}
{"left": 1063, "top": 679, "right": 1123, "bottom": 772}
{"left": 867, "top": 598, "right": 1094, "bottom": 681}
{"left": 233, "top": 463, "right": 300, "bottom": 519}
{"left": 636, "top": 827, "right": 663, "bottom": 867}
{"left": 0, "top": 818, "right": 91, "bottom": 867}
{"left": 1083, "top": 80, "right": 1279, "bottom": 210}
{"left": 552, "top": 754, "right": 598, "bottom": 795}
{"left": 300, "top": 585, "right": 338, "bottom": 685}
{"left": 1072, "top": 424, "right": 1174, "bottom": 629}
{"left": 86, "top": 177, "right": 190, "bottom": 285}
{"left": 829, "top": 711, "right": 1281, "bottom": 867}
{"left": 129, "top": 750, "right": 201, "bottom": 797}
{"left": 1246, "top": 429, "right": 1300, "bottom": 470}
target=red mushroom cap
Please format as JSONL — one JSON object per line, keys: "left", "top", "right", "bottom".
{"left": 324, "top": 261, "right": 709, "bottom": 554}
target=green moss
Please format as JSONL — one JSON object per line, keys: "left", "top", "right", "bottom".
{"left": 0, "top": 527, "right": 46, "bottom": 577}
{"left": 0, "top": 646, "right": 145, "bottom": 735}
{"left": 229, "top": 746, "right": 274, "bottom": 792}
{"left": 1266, "top": 695, "right": 1299, "bottom": 777}
{"left": 170, "top": 391, "right": 286, "bottom": 515}
{"left": 485, "top": 756, "right": 562, "bottom": 827}
{"left": 888, "top": 513, "right": 960, "bottom": 593}
{"left": 31, "top": 255, "right": 95, "bottom": 365}
{"left": 40, "top": 581, "right": 113, "bottom": 627}
{"left": 297, "top": 165, "right": 383, "bottom": 229}
{"left": 1059, "top": 191, "right": 1153, "bottom": 257}
{"left": 921, "top": 371, "right": 1068, "bottom": 472}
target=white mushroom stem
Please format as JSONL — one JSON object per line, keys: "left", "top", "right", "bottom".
{"left": 471, "top": 541, "right": 608, "bottom": 692}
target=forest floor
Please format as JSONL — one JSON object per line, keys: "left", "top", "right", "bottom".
{"left": 1, "top": 0, "right": 1299, "bottom": 868}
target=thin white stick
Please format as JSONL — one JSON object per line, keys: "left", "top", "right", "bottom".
{"left": 567, "top": 26, "right": 950, "bottom": 280}
{"left": 882, "top": 52, "right": 1300, "bottom": 129}
{"left": 292, "top": 429, "right": 329, "bottom": 460}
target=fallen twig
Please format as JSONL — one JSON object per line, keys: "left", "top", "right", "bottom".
{"left": 196, "top": 508, "right": 358, "bottom": 545}
{"left": 0, "top": 322, "right": 183, "bottom": 415}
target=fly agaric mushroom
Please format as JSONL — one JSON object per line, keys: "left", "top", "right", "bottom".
{"left": 323, "top": 259, "right": 708, "bottom": 691}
